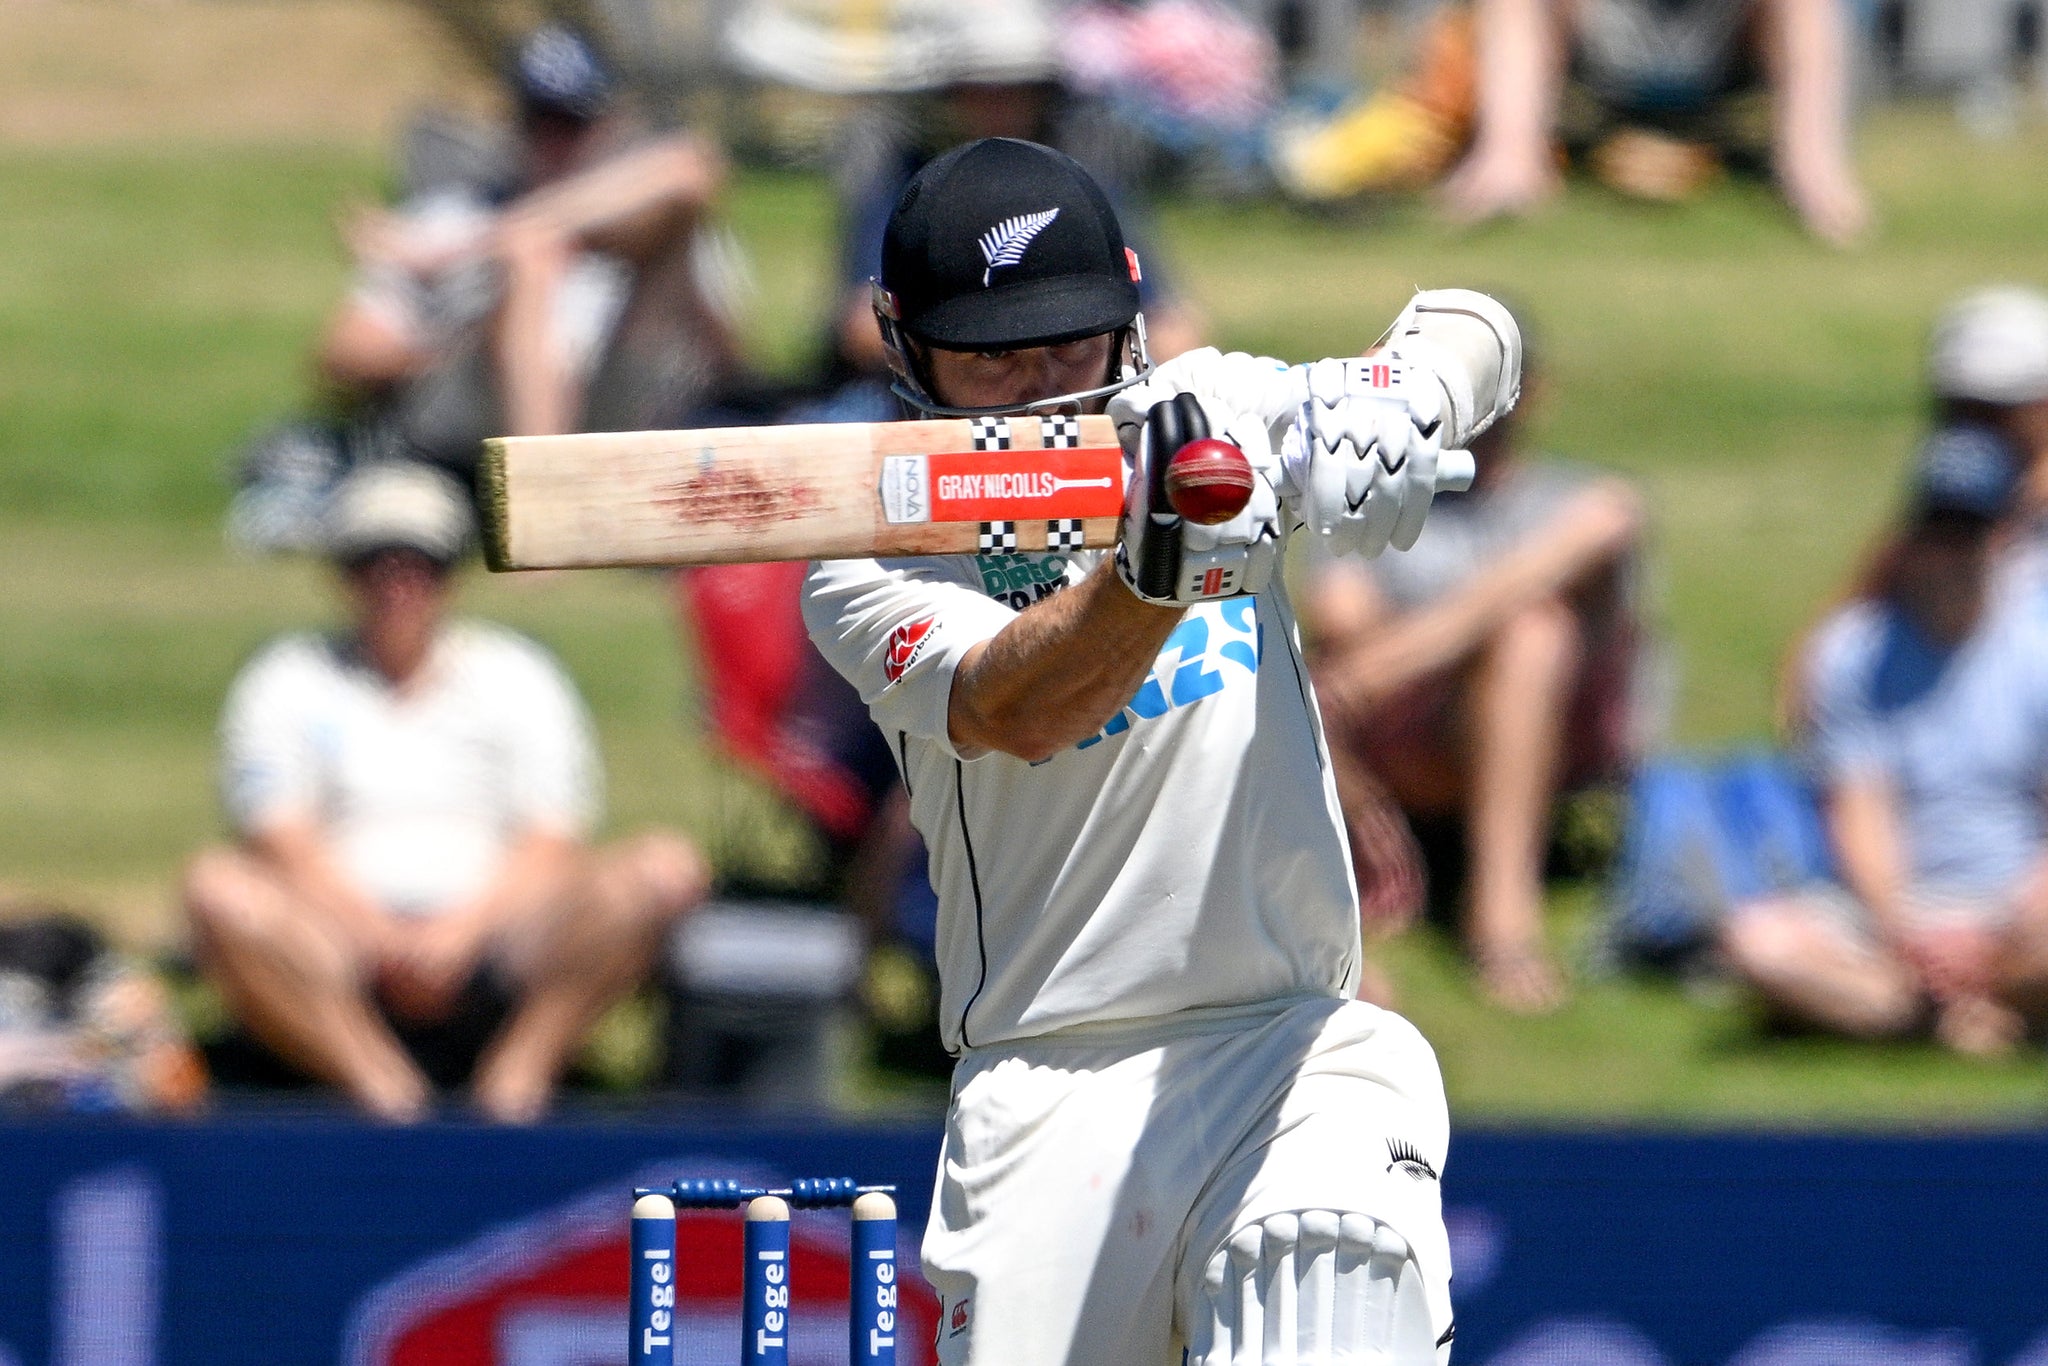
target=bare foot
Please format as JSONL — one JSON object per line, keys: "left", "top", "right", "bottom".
{"left": 1473, "top": 942, "right": 1567, "bottom": 1015}
{"left": 1780, "top": 162, "right": 1871, "bottom": 247}
{"left": 1439, "top": 144, "right": 1561, "bottom": 224}
{"left": 1589, "top": 130, "right": 1720, "bottom": 202}
{"left": 472, "top": 1054, "right": 555, "bottom": 1124}
{"left": 353, "top": 1066, "right": 432, "bottom": 1124}
{"left": 1934, "top": 996, "right": 2024, "bottom": 1058}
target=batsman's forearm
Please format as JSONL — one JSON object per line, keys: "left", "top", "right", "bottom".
{"left": 950, "top": 561, "right": 1184, "bottom": 762}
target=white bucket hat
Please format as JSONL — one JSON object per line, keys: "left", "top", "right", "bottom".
{"left": 325, "top": 463, "right": 473, "bottom": 567}
{"left": 1929, "top": 285, "right": 2048, "bottom": 405}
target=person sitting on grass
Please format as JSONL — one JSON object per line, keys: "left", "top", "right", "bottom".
{"left": 316, "top": 24, "right": 738, "bottom": 480}
{"left": 1723, "top": 425, "right": 2048, "bottom": 1056}
{"left": 1927, "top": 287, "right": 2048, "bottom": 590}
{"left": 1301, "top": 338, "right": 1649, "bottom": 1013}
{"left": 182, "top": 463, "right": 707, "bottom": 1121}
{"left": 1273, "top": 0, "right": 1868, "bottom": 246}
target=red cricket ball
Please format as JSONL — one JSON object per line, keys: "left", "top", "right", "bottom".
{"left": 1164, "top": 438, "right": 1255, "bottom": 525}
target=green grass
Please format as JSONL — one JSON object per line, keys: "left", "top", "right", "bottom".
{"left": 5, "top": 113, "right": 2048, "bottom": 1122}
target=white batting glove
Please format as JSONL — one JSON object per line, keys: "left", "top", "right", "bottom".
{"left": 1279, "top": 355, "right": 1451, "bottom": 558}
{"left": 1376, "top": 288, "right": 1522, "bottom": 449}
{"left": 1112, "top": 390, "right": 1283, "bottom": 605}
{"left": 1109, "top": 346, "right": 1304, "bottom": 451}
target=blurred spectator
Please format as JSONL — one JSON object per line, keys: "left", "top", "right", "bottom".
{"left": 1722, "top": 425, "right": 2048, "bottom": 1055}
{"left": 1301, "top": 342, "right": 1650, "bottom": 1012}
{"left": 671, "top": 534, "right": 950, "bottom": 1091}
{"left": 231, "top": 25, "right": 738, "bottom": 551}
{"left": 1928, "top": 285, "right": 2048, "bottom": 513}
{"left": 1780, "top": 284, "right": 2048, "bottom": 722}
{"left": 726, "top": 0, "right": 1205, "bottom": 381}
{"left": 0, "top": 906, "right": 207, "bottom": 1115}
{"left": 184, "top": 464, "right": 707, "bottom": 1121}
{"left": 1274, "top": 0, "right": 1870, "bottom": 245}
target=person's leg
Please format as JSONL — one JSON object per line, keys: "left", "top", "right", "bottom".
{"left": 471, "top": 831, "right": 709, "bottom": 1121}
{"left": 1320, "top": 740, "right": 1427, "bottom": 1009}
{"left": 1313, "top": 674, "right": 1454, "bottom": 1010}
{"left": 1718, "top": 895, "right": 1921, "bottom": 1038}
{"left": 1439, "top": 0, "right": 1574, "bottom": 222}
{"left": 180, "top": 847, "right": 430, "bottom": 1120}
{"left": 1461, "top": 597, "right": 1581, "bottom": 1013}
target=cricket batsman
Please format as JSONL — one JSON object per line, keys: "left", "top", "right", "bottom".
{"left": 803, "top": 137, "right": 1520, "bottom": 1364}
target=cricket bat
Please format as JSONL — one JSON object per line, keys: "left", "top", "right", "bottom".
{"left": 481, "top": 413, "right": 1126, "bottom": 570}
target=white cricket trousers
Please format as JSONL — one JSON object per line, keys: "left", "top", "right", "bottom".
{"left": 920, "top": 994, "right": 1453, "bottom": 1365}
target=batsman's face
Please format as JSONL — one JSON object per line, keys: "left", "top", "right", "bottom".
{"left": 924, "top": 333, "right": 1117, "bottom": 413}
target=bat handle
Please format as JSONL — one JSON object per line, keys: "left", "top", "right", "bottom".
{"left": 1435, "top": 451, "right": 1475, "bottom": 493}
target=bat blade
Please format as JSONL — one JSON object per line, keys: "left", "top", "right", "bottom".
{"left": 482, "top": 415, "right": 1126, "bottom": 570}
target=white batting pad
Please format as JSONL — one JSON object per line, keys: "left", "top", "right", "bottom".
{"left": 1189, "top": 1210, "right": 1442, "bottom": 1365}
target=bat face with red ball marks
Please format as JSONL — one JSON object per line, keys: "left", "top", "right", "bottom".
{"left": 481, "top": 414, "right": 1127, "bottom": 570}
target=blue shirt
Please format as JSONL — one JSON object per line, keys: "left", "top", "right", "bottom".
{"left": 1803, "top": 595, "right": 2048, "bottom": 901}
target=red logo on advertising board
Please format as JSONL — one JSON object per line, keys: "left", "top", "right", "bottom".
{"left": 885, "top": 617, "right": 938, "bottom": 684}
{"left": 343, "top": 1171, "right": 937, "bottom": 1366}
{"left": 950, "top": 1296, "right": 971, "bottom": 1337}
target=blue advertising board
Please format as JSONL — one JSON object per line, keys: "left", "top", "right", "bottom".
{"left": 0, "top": 1118, "right": 2043, "bottom": 1365}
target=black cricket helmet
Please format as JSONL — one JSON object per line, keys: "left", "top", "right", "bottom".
{"left": 873, "top": 138, "right": 1151, "bottom": 416}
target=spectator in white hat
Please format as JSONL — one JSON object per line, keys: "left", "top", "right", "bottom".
{"left": 1930, "top": 286, "right": 2048, "bottom": 481}
{"left": 1787, "top": 285, "right": 2048, "bottom": 691}
{"left": 1913, "top": 285, "right": 2048, "bottom": 608}
{"left": 1729, "top": 426, "right": 2048, "bottom": 1056}
{"left": 182, "top": 463, "right": 707, "bottom": 1121}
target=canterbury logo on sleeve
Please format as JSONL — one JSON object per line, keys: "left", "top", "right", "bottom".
{"left": 884, "top": 616, "right": 938, "bottom": 684}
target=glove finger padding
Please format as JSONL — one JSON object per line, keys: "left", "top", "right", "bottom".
{"left": 1389, "top": 434, "right": 1440, "bottom": 552}
{"left": 1128, "top": 392, "right": 1201, "bottom": 602}
{"left": 1116, "top": 393, "right": 1281, "bottom": 605}
{"left": 1108, "top": 346, "right": 1304, "bottom": 453}
{"left": 1283, "top": 356, "right": 1447, "bottom": 560}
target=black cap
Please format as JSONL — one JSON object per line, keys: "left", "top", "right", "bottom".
{"left": 880, "top": 139, "right": 1141, "bottom": 350}
{"left": 1911, "top": 424, "right": 2020, "bottom": 523}
{"left": 511, "top": 25, "right": 615, "bottom": 123}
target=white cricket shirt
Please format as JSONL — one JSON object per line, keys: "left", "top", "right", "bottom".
{"left": 218, "top": 621, "right": 600, "bottom": 915}
{"left": 804, "top": 549, "right": 1360, "bottom": 1052}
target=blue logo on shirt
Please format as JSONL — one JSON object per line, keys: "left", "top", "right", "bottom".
{"left": 1078, "top": 598, "right": 1261, "bottom": 749}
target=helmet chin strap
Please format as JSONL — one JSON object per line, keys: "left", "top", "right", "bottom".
{"left": 887, "top": 314, "right": 1156, "bottom": 420}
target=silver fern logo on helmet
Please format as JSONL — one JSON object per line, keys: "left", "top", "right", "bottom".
{"left": 979, "top": 209, "right": 1060, "bottom": 287}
